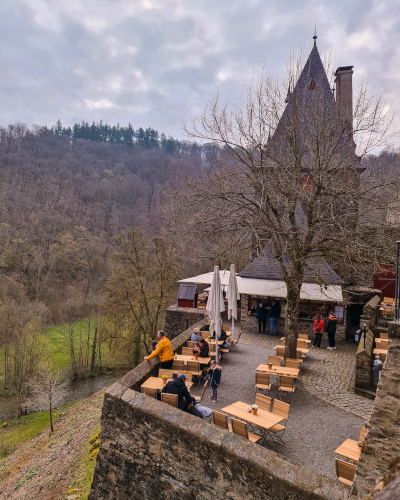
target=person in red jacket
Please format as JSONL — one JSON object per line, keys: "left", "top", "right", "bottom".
{"left": 312, "top": 314, "right": 325, "bottom": 349}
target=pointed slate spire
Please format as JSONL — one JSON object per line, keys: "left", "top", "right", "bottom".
{"left": 313, "top": 23, "right": 317, "bottom": 47}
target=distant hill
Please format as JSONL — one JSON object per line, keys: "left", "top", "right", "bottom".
{"left": 0, "top": 123, "right": 224, "bottom": 324}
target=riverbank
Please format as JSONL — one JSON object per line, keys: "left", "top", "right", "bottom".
{"left": 0, "top": 367, "right": 127, "bottom": 421}
{"left": 0, "top": 388, "right": 105, "bottom": 500}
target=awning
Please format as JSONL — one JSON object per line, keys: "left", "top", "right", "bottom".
{"left": 180, "top": 273, "right": 342, "bottom": 302}
{"left": 237, "top": 278, "right": 342, "bottom": 302}
{"left": 178, "top": 270, "right": 236, "bottom": 287}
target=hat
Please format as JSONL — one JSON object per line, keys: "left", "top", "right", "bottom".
{"left": 177, "top": 373, "right": 188, "bottom": 381}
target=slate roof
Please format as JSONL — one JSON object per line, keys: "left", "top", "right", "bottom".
{"left": 238, "top": 245, "right": 343, "bottom": 285}
{"left": 273, "top": 45, "right": 339, "bottom": 150}
{"left": 177, "top": 284, "right": 197, "bottom": 300}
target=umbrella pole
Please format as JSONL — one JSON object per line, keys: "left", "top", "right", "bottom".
{"left": 215, "top": 326, "right": 218, "bottom": 364}
{"left": 232, "top": 316, "right": 235, "bottom": 340}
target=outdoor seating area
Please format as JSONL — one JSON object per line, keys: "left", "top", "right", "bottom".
{"left": 138, "top": 319, "right": 369, "bottom": 486}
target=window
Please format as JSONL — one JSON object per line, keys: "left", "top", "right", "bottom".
{"left": 307, "top": 80, "right": 316, "bottom": 91}
{"left": 334, "top": 305, "right": 344, "bottom": 322}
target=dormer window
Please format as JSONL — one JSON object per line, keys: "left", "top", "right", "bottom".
{"left": 307, "top": 81, "right": 316, "bottom": 91}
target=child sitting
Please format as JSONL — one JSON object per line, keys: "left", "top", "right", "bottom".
{"left": 208, "top": 360, "right": 222, "bottom": 403}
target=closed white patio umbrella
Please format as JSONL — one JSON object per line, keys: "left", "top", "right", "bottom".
{"left": 227, "top": 264, "right": 240, "bottom": 340}
{"left": 206, "top": 266, "right": 225, "bottom": 362}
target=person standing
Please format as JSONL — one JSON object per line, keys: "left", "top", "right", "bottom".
{"left": 312, "top": 314, "right": 325, "bottom": 348}
{"left": 208, "top": 360, "right": 222, "bottom": 402}
{"left": 325, "top": 312, "right": 338, "bottom": 350}
{"left": 256, "top": 302, "right": 267, "bottom": 334}
{"left": 269, "top": 301, "right": 281, "bottom": 336}
{"left": 144, "top": 330, "right": 174, "bottom": 368}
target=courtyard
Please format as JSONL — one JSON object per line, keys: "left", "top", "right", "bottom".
{"left": 188, "top": 331, "right": 373, "bottom": 481}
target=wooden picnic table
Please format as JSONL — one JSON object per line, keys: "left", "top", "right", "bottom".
{"left": 274, "top": 346, "right": 308, "bottom": 355}
{"left": 174, "top": 354, "right": 211, "bottom": 364}
{"left": 334, "top": 439, "right": 362, "bottom": 463}
{"left": 221, "top": 401, "right": 283, "bottom": 431}
{"left": 280, "top": 337, "right": 311, "bottom": 344}
{"left": 207, "top": 340, "right": 225, "bottom": 345}
{"left": 201, "top": 331, "right": 231, "bottom": 337}
{"left": 256, "top": 364, "right": 299, "bottom": 378}
{"left": 141, "top": 377, "right": 193, "bottom": 391}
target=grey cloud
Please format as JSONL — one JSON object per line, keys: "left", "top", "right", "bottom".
{"left": 0, "top": 0, "right": 399, "bottom": 143}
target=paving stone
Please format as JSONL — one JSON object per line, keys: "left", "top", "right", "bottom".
{"left": 240, "top": 332, "right": 373, "bottom": 420}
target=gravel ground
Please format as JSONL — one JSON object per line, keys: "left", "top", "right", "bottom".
{"left": 190, "top": 338, "right": 364, "bottom": 481}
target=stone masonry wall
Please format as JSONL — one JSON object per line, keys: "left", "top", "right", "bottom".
{"left": 354, "top": 329, "right": 374, "bottom": 390}
{"left": 164, "top": 304, "right": 207, "bottom": 340}
{"left": 88, "top": 321, "right": 350, "bottom": 500}
{"left": 240, "top": 294, "right": 345, "bottom": 340}
{"left": 89, "top": 391, "right": 349, "bottom": 500}
{"left": 362, "top": 295, "right": 381, "bottom": 331}
{"left": 351, "top": 321, "right": 400, "bottom": 499}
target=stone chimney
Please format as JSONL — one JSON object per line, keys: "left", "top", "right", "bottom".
{"left": 334, "top": 66, "right": 354, "bottom": 132}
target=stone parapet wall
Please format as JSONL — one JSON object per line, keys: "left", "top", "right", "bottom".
{"left": 354, "top": 329, "right": 374, "bottom": 390}
{"left": 164, "top": 304, "right": 207, "bottom": 340}
{"left": 240, "top": 295, "right": 345, "bottom": 340}
{"left": 89, "top": 340, "right": 350, "bottom": 500}
{"left": 362, "top": 295, "right": 381, "bottom": 331}
{"left": 352, "top": 321, "right": 400, "bottom": 499}
{"left": 110, "top": 318, "right": 208, "bottom": 398}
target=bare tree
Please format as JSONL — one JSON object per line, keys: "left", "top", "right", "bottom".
{"left": 102, "top": 228, "right": 180, "bottom": 366}
{"left": 29, "top": 366, "right": 68, "bottom": 432}
{"left": 7, "top": 317, "right": 45, "bottom": 417}
{"left": 169, "top": 42, "right": 399, "bottom": 358}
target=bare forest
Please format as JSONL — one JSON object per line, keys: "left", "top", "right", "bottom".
{"left": 0, "top": 123, "right": 222, "bottom": 415}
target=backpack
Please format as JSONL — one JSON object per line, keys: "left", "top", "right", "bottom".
{"left": 314, "top": 322, "right": 321, "bottom": 333}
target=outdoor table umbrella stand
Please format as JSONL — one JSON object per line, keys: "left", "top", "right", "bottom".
{"left": 206, "top": 266, "right": 225, "bottom": 363}
{"left": 227, "top": 263, "right": 240, "bottom": 341}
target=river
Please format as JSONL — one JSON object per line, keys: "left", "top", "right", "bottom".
{"left": 0, "top": 369, "right": 129, "bottom": 422}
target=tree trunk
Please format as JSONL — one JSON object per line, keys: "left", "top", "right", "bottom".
{"left": 49, "top": 385, "right": 53, "bottom": 433}
{"left": 91, "top": 327, "right": 97, "bottom": 374}
{"left": 284, "top": 282, "right": 302, "bottom": 359}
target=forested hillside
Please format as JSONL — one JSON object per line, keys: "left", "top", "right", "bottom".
{"left": 0, "top": 123, "right": 211, "bottom": 308}
{"left": 0, "top": 123, "right": 223, "bottom": 410}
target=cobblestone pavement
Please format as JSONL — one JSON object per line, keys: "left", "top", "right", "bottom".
{"left": 241, "top": 331, "right": 374, "bottom": 420}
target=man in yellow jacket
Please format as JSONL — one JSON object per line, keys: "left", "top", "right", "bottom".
{"left": 144, "top": 330, "right": 174, "bottom": 369}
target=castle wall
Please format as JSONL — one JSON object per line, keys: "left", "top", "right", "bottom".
{"left": 88, "top": 321, "right": 350, "bottom": 500}
{"left": 352, "top": 321, "right": 400, "bottom": 498}
{"left": 240, "top": 294, "right": 346, "bottom": 340}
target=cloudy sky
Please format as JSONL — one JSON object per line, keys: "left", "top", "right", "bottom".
{"left": 1, "top": 0, "right": 399, "bottom": 139}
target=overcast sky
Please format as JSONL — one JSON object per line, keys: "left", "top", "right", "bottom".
{"left": 1, "top": 0, "right": 399, "bottom": 140}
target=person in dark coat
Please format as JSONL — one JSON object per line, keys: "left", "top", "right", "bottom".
{"left": 269, "top": 301, "right": 281, "bottom": 335}
{"left": 217, "top": 328, "right": 228, "bottom": 349}
{"left": 162, "top": 374, "right": 203, "bottom": 418}
{"left": 207, "top": 360, "right": 222, "bottom": 402}
{"left": 256, "top": 302, "right": 267, "bottom": 333}
{"left": 325, "top": 312, "right": 338, "bottom": 350}
{"left": 210, "top": 328, "right": 228, "bottom": 348}
{"left": 193, "top": 338, "right": 210, "bottom": 371}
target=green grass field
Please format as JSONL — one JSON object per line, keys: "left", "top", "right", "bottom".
{"left": 0, "top": 410, "right": 59, "bottom": 459}
{"left": 0, "top": 317, "right": 107, "bottom": 391}
{"left": 44, "top": 317, "right": 101, "bottom": 371}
